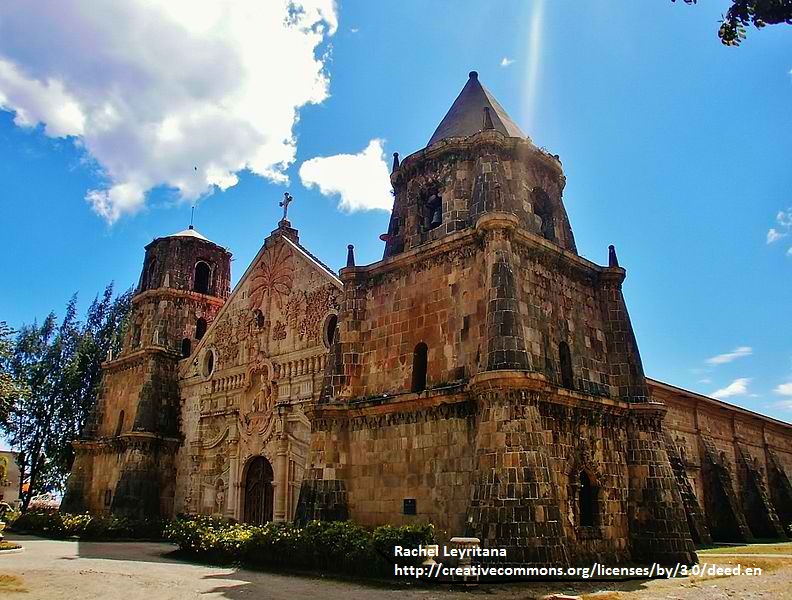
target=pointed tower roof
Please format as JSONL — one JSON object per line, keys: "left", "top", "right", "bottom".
{"left": 428, "top": 71, "right": 526, "bottom": 146}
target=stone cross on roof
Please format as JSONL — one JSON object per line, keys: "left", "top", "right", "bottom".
{"left": 279, "top": 192, "right": 293, "bottom": 223}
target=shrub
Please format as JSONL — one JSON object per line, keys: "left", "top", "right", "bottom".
{"left": 165, "top": 517, "right": 434, "bottom": 577}
{"left": 10, "top": 510, "right": 165, "bottom": 540}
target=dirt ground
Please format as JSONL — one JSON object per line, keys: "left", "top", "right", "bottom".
{"left": 1, "top": 534, "right": 790, "bottom": 600}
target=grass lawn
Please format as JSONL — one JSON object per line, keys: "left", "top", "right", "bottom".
{"left": 699, "top": 542, "right": 792, "bottom": 555}
{"left": 0, "top": 541, "right": 21, "bottom": 551}
{"left": 0, "top": 574, "right": 27, "bottom": 593}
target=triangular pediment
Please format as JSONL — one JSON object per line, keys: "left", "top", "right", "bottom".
{"left": 181, "top": 230, "right": 342, "bottom": 378}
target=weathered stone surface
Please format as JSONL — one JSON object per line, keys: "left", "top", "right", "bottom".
{"left": 64, "top": 74, "right": 792, "bottom": 566}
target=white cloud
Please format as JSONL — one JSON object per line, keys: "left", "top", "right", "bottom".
{"left": 500, "top": 57, "right": 515, "bottom": 67}
{"left": 705, "top": 346, "right": 752, "bottom": 365}
{"left": 698, "top": 378, "right": 712, "bottom": 384}
{"left": 767, "top": 228, "right": 786, "bottom": 244}
{"left": 299, "top": 138, "right": 393, "bottom": 212}
{"left": 0, "top": 0, "right": 337, "bottom": 223}
{"left": 768, "top": 208, "right": 792, "bottom": 251}
{"left": 774, "top": 382, "right": 792, "bottom": 396}
{"left": 712, "top": 378, "right": 751, "bottom": 400}
{"left": 350, "top": 27, "right": 360, "bottom": 33}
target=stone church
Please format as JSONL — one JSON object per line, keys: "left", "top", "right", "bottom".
{"left": 63, "top": 72, "right": 792, "bottom": 566}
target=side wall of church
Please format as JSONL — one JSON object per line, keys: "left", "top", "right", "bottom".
{"left": 655, "top": 380, "right": 792, "bottom": 540}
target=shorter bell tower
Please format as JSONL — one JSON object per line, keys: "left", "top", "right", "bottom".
{"left": 63, "top": 226, "right": 231, "bottom": 518}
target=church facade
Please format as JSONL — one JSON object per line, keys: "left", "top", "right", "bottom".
{"left": 63, "top": 72, "right": 792, "bottom": 566}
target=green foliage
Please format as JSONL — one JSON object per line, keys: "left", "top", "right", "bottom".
{"left": 1, "top": 284, "right": 132, "bottom": 510}
{"left": 1, "top": 506, "right": 21, "bottom": 525}
{"left": 165, "top": 517, "right": 434, "bottom": 577}
{"left": 674, "top": 0, "right": 792, "bottom": 46}
{"left": 11, "top": 511, "right": 435, "bottom": 577}
{"left": 0, "top": 322, "right": 28, "bottom": 423}
{"left": 11, "top": 509, "right": 165, "bottom": 540}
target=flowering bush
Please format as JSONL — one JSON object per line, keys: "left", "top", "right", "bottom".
{"left": 12, "top": 510, "right": 435, "bottom": 577}
{"left": 165, "top": 517, "right": 434, "bottom": 577}
{"left": 11, "top": 510, "right": 165, "bottom": 540}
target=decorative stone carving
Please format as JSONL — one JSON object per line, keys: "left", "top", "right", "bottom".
{"left": 249, "top": 243, "right": 294, "bottom": 311}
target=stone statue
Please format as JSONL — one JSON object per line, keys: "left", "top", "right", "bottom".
{"left": 216, "top": 486, "right": 225, "bottom": 512}
{"left": 252, "top": 372, "right": 271, "bottom": 413}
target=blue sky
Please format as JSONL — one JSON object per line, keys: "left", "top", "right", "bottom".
{"left": 0, "top": 1, "right": 790, "bottom": 420}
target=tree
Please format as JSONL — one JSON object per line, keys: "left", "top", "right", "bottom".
{"left": 675, "top": 0, "right": 792, "bottom": 46}
{"left": 0, "top": 321, "right": 28, "bottom": 423}
{"left": 2, "top": 284, "right": 132, "bottom": 511}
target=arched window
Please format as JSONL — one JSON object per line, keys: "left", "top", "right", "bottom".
{"left": 324, "top": 314, "right": 338, "bottom": 347}
{"left": 418, "top": 187, "right": 442, "bottom": 233}
{"left": 411, "top": 342, "right": 428, "bottom": 392}
{"left": 115, "top": 410, "right": 125, "bottom": 437}
{"left": 559, "top": 341, "right": 574, "bottom": 389}
{"left": 194, "top": 261, "right": 211, "bottom": 294}
{"left": 195, "top": 318, "right": 207, "bottom": 341}
{"left": 131, "top": 323, "right": 142, "bottom": 349}
{"left": 532, "top": 188, "right": 556, "bottom": 242}
{"left": 578, "top": 471, "right": 596, "bottom": 527}
{"left": 146, "top": 259, "right": 158, "bottom": 290}
{"left": 253, "top": 309, "right": 265, "bottom": 328}
{"left": 181, "top": 338, "right": 192, "bottom": 358}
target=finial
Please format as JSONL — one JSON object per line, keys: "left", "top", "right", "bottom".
{"left": 279, "top": 192, "right": 294, "bottom": 223}
{"left": 346, "top": 244, "right": 355, "bottom": 268}
{"left": 469, "top": 70, "right": 478, "bottom": 80}
{"left": 608, "top": 244, "right": 619, "bottom": 268}
{"left": 189, "top": 205, "right": 195, "bottom": 230}
{"left": 391, "top": 152, "right": 400, "bottom": 172}
{"left": 483, "top": 106, "right": 494, "bottom": 130}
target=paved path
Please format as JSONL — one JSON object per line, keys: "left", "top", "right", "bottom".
{"left": 1, "top": 534, "right": 791, "bottom": 600}
{"left": 0, "top": 534, "right": 448, "bottom": 600}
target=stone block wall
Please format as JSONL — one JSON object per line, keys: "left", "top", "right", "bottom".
{"left": 330, "top": 237, "right": 487, "bottom": 400}
{"left": 385, "top": 134, "right": 575, "bottom": 259}
{"left": 139, "top": 235, "right": 231, "bottom": 299}
{"left": 512, "top": 242, "right": 614, "bottom": 398}
{"left": 300, "top": 392, "right": 475, "bottom": 534}
{"left": 653, "top": 379, "right": 792, "bottom": 542}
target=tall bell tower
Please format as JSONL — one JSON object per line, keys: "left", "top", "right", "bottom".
{"left": 299, "top": 71, "right": 695, "bottom": 566}
{"left": 63, "top": 226, "right": 231, "bottom": 518}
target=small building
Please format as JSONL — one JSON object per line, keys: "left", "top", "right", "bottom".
{"left": 0, "top": 451, "right": 21, "bottom": 506}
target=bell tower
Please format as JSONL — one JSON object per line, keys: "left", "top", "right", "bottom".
{"left": 63, "top": 226, "right": 231, "bottom": 518}
{"left": 299, "top": 71, "right": 695, "bottom": 566}
{"left": 383, "top": 71, "right": 576, "bottom": 259}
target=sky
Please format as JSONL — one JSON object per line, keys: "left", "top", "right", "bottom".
{"left": 0, "top": 0, "right": 790, "bottom": 422}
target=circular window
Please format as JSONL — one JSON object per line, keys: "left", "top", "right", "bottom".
{"left": 202, "top": 348, "right": 216, "bottom": 378}
{"left": 323, "top": 313, "right": 338, "bottom": 348}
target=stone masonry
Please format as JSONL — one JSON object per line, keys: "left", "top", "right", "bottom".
{"left": 65, "top": 72, "right": 792, "bottom": 566}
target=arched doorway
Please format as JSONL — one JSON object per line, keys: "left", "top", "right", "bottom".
{"left": 243, "top": 456, "right": 274, "bottom": 525}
